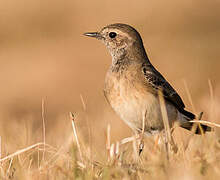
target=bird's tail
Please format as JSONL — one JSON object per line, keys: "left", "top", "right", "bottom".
{"left": 179, "top": 110, "right": 212, "bottom": 134}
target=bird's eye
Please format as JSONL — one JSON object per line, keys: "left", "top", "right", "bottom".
{"left": 109, "top": 32, "right": 117, "bottom": 38}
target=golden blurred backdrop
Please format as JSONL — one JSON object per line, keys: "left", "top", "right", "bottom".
{"left": 0, "top": 0, "right": 220, "bottom": 154}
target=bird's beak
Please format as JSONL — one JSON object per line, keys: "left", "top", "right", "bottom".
{"left": 83, "top": 32, "right": 102, "bottom": 39}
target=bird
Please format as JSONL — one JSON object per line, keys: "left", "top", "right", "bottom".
{"left": 84, "top": 23, "right": 211, "bottom": 136}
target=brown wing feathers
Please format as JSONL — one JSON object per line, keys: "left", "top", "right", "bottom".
{"left": 142, "top": 63, "right": 195, "bottom": 120}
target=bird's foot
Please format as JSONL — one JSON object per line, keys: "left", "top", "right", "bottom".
{"left": 138, "top": 139, "right": 144, "bottom": 155}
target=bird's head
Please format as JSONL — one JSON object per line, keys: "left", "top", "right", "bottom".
{"left": 84, "top": 23, "right": 147, "bottom": 61}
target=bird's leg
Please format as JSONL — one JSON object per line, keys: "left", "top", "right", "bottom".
{"left": 198, "top": 111, "right": 203, "bottom": 120}
{"left": 120, "top": 133, "right": 144, "bottom": 155}
{"left": 139, "top": 111, "right": 147, "bottom": 155}
{"left": 138, "top": 136, "right": 144, "bottom": 155}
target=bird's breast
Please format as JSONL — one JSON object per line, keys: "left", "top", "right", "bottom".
{"left": 104, "top": 68, "right": 165, "bottom": 133}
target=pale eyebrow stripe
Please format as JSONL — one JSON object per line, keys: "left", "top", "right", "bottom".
{"left": 108, "top": 29, "right": 132, "bottom": 40}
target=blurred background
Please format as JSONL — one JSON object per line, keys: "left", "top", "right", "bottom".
{"left": 0, "top": 0, "right": 220, "bottom": 155}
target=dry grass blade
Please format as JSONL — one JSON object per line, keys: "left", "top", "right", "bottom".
{"left": 0, "top": 136, "right": 1, "bottom": 160}
{"left": 110, "top": 143, "right": 115, "bottom": 160}
{"left": 208, "top": 79, "right": 215, "bottom": 120}
{"left": 132, "top": 134, "right": 139, "bottom": 163}
{"left": 183, "top": 80, "right": 204, "bottom": 134}
{"left": 6, "top": 158, "right": 13, "bottom": 176}
{"left": 41, "top": 98, "right": 46, "bottom": 162}
{"left": 208, "top": 79, "right": 214, "bottom": 103}
{"left": 189, "top": 120, "right": 220, "bottom": 128}
{"left": 120, "top": 136, "right": 136, "bottom": 145}
{"left": 69, "top": 112, "right": 84, "bottom": 166}
{"left": 158, "top": 90, "right": 171, "bottom": 159}
{"left": 80, "top": 94, "right": 92, "bottom": 162}
{"left": 183, "top": 80, "right": 196, "bottom": 112}
{"left": 80, "top": 94, "right": 86, "bottom": 111}
{"left": 0, "top": 142, "right": 45, "bottom": 163}
{"left": 106, "top": 124, "right": 111, "bottom": 162}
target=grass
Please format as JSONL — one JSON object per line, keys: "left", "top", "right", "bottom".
{"left": 0, "top": 100, "right": 219, "bottom": 180}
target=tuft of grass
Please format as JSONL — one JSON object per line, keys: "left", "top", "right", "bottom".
{"left": 0, "top": 115, "right": 219, "bottom": 179}
{"left": 0, "top": 93, "right": 219, "bottom": 179}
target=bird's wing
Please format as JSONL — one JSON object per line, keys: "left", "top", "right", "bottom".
{"left": 142, "top": 63, "right": 185, "bottom": 110}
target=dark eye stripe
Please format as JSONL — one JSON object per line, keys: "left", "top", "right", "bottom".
{"left": 109, "top": 32, "right": 117, "bottom": 38}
